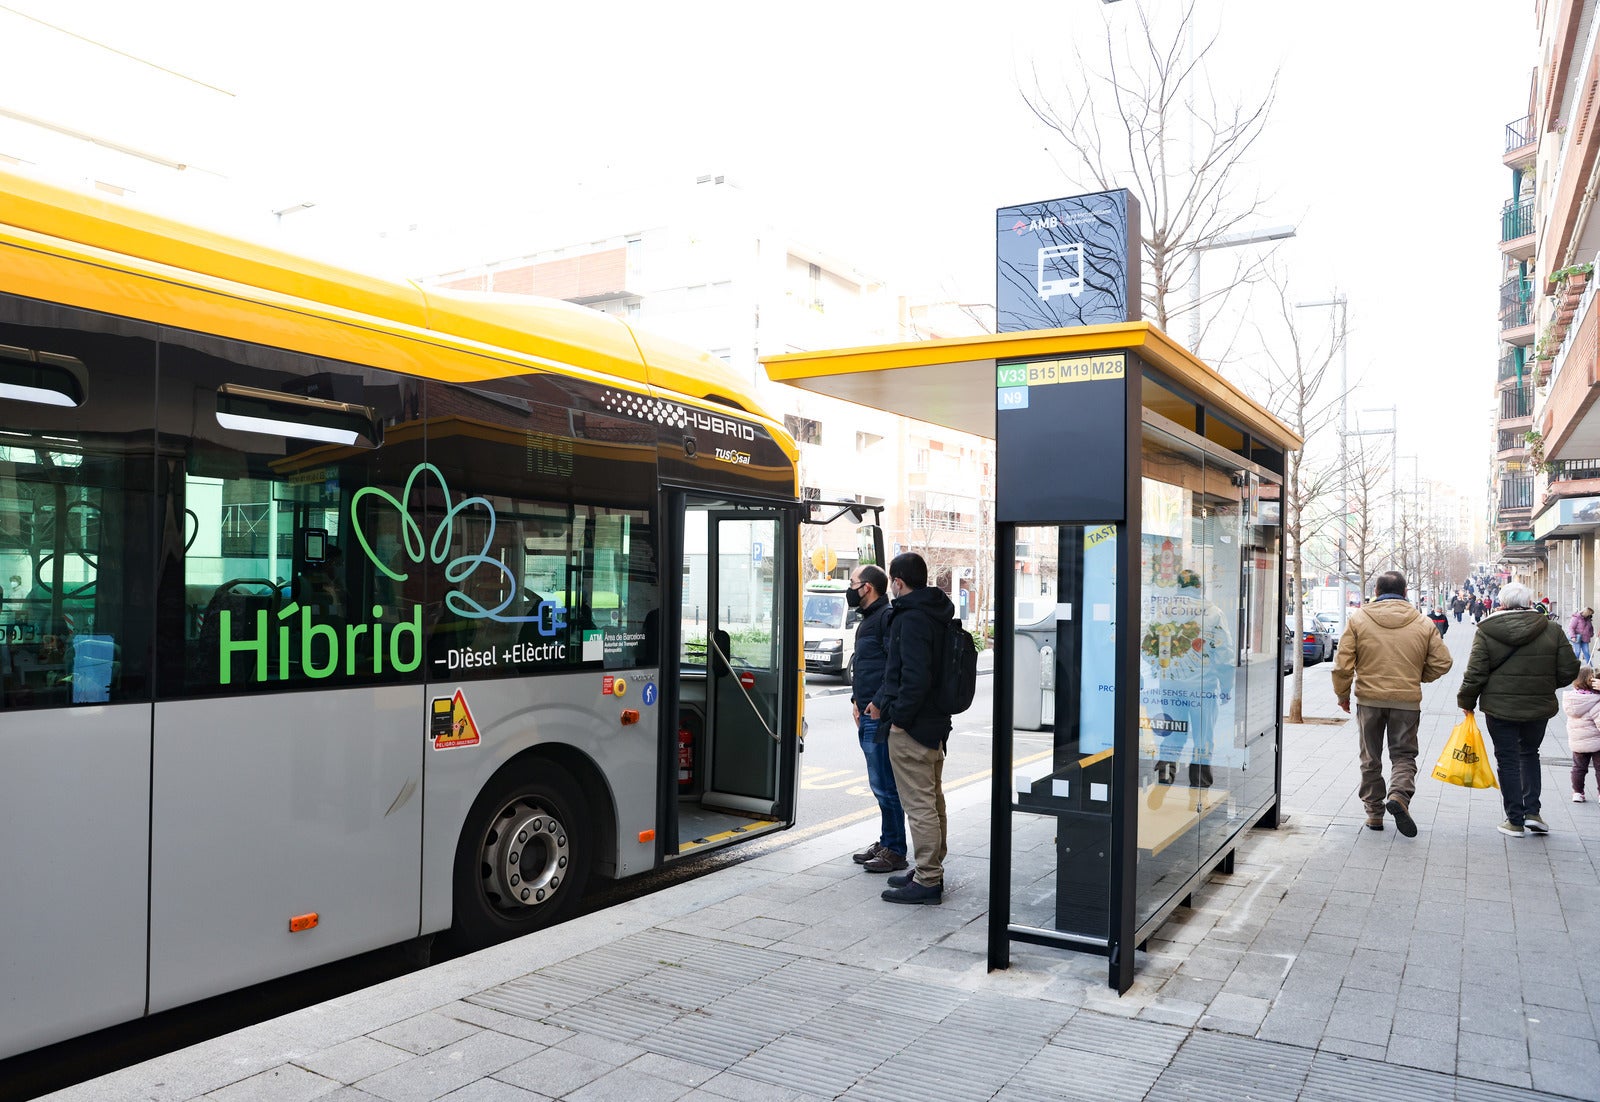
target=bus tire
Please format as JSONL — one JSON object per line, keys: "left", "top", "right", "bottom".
{"left": 447, "top": 761, "right": 592, "bottom": 950}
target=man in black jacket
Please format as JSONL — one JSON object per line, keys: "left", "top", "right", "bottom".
{"left": 868, "top": 551, "right": 954, "bottom": 904}
{"left": 847, "top": 563, "right": 906, "bottom": 873}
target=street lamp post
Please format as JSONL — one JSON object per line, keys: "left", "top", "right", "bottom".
{"left": 1296, "top": 294, "right": 1349, "bottom": 597}
{"left": 1188, "top": 224, "right": 1297, "bottom": 351}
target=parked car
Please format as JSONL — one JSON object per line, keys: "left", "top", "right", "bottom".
{"left": 1313, "top": 611, "right": 1344, "bottom": 655}
{"left": 1282, "top": 624, "right": 1295, "bottom": 674}
{"left": 1287, "top": 618, "right": 1332, "bottom": 665}
{"left": 802, "top": 581, "right": 858, "bottom": 682}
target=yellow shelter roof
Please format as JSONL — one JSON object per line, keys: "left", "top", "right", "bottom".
{"left": 762, "top": 322, "right": 1302, "bottom": 453}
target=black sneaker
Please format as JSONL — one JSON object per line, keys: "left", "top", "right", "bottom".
{"left": 881, "top": 880, "right": 942, "bottom": 905}
{"left": 863, "top": 849, "right": 908, "bottom": 873}
{"left": 853, "top": 842, "right": 883, "bottom": 865}
{"left": 1385, "top": 796, "right": 1418, "bottom": 838}
{"left": 886, "top": 869, "right": 915, "bottom": 888}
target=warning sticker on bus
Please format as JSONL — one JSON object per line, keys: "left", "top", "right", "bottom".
{"left": 431, "top": 689, "right": 482, "bottom": 750}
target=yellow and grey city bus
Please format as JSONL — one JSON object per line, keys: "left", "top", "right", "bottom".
{"left": 0, "top": 169, "right": 802, "bottom": 1059}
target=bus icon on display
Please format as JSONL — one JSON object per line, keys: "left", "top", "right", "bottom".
{"left": 1037, "top": 242, "right": 1085, "bottom": 299}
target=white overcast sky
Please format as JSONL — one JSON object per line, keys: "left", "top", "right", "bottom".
{"left": 1, "top": 1, "right": 1533, "bottom": 498}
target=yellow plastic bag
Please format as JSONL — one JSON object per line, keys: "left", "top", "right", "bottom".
{"left": 1431, "top": 711, "right": 1499, "bottom": 789}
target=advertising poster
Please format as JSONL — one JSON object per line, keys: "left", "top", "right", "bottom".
{"left": 1079, "top": 525, "right": 1119, "bottom": 754}
{"left": 1138, "top": 487, "right": 1236, "bottom": 788}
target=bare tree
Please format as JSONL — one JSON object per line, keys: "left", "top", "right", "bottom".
{"left": 1341, "top": 438, "right": 1392, "bottom": 603}
{"left": 1021, "top": 0, "right": 1279, "bottom": 352}
{"left": 1242, "top": 270, "right": 1347, "bottom": 722}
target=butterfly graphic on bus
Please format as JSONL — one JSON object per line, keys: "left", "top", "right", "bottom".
{"left": 349, "top": 462, "right": 567, "bottom": 634}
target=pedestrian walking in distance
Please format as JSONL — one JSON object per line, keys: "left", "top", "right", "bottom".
{"left": 1428, "top": 606, "right": 1450, "bottom": 636}
{"left": 1458, "top": 582, "right": 1580, "bottom": 838}
{"left": 1568, "top": 606, "right": 1593, "bottom": 665}
{"left": 846, "top": 563, "right": 907, "bottom": 874}
{"left": 868, "top": 551, "right": 954, "bottom": 905}
{"left": 1563, "top": 666, "right": 1600, "bottom": 804}
{"left": 1332, "top": 571, "right": 1453, "bottom": 836}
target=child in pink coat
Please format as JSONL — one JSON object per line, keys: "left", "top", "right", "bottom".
{"left": 1563, "top": 666, "right": 1600, "bottom": 801}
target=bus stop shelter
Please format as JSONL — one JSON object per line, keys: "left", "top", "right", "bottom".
{"left": 764, "top": 321, "right": 1301, "bottom": 992}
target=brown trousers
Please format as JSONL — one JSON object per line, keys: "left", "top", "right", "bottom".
{"left": 1356, "top": 705, "right": 1421, "bottom": 814}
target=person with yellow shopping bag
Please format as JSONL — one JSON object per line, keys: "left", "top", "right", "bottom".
{"left": 1457, "top": 582, "right": 1580, "bottom": 838}
{"left": 1332, "top": 571, "right": 1454, "bottom": 836}
{"left": 1432, "top": 711, "right": 1498, "bottom": 789}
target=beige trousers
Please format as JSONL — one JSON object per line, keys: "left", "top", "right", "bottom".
{"left": 887, "top": 726, "right": 948, "bottom": 887}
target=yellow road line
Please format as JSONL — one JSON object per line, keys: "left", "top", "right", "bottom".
{"left": 784, "top": 748, "right": 1057, "bottom": 846}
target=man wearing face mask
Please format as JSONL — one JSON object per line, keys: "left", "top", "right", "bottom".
{"left": 868, "top": 551, "right": 955, "bottom": 904}
{"left": 846, "top": 563, "right": 906, "bottom": 873}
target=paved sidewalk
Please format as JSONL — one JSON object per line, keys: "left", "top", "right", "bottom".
{"left": 44, "top": 619, "right": 1600, "bottom": 1101}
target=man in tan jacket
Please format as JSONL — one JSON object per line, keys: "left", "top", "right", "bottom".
{"left": 1332, "top": 571, "right": 1454, "bottom": 836}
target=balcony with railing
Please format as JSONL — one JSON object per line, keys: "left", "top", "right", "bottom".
{"left": 1542, "top": 270, "right": 1600, "bottom": 459}
{"left": 1498, "top": 348, "right": 1526, "bottom": 383}
{"left": 1548, "top": 457, "right": 1600, "bottom": 481}
{"left": 1499, "top": 473, "right": 1536, "bottom": 513}
{"left": 1534, "top": 456, "right": 1600, "bottom": 517}
{"left": 1500, "top": 199, "right": 1535, "bottom": 257}
{"left": 1499, "top": 384, "right": 1535, "bottom": 421}
{"left": 1504, "top": 114, "right": 1535, "bottom": 164}
{"left": 1500, "top": 276, "right": 1534, "bottom": 342}
{"left": 1497, "top": 427, "right": 1528, "bottom": 457}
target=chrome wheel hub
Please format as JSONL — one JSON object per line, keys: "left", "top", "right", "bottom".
{"left": 482, "top": 797, "right": 569, "bottom": 911}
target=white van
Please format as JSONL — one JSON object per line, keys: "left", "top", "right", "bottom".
{"left": 802, "top": 580, "right": 858, "bottom": 682}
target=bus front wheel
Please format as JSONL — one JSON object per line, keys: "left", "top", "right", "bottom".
{"left": 449, "top": 762, "right": 592, "bottom": 949}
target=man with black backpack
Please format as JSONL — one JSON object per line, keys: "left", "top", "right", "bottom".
{"left": 868, "top": 551, "right": 955, "bottom": 905}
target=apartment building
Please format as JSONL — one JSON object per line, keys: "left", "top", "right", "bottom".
{"left": 430, "top": 176, "right": 996, "bottom": 614}
{"left": 1493, "top": 5, "right": 1600, "bottom": 616}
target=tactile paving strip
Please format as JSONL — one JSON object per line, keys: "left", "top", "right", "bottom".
{"left": 938, "top": 993, "right": 1077, "bottom": 1044}
{"left": 1305, "top": 1050, "right": 1576, "bottom": 1102}
{"left": 704, "top": 984, "right": 832, "bottom": 1033}
{"left": 1145, "top": 1031, "right": 1314, "bottom": 1101}
{"left": 467, "top": 973, "right": 608, "bottom": 1021}
{"left": 539, "top": 943, "right": 671, "bottom": 990}
{"left": 1049, "top": 1011, "right": 1188, "bottom": 1065}
{"left": 792, "top": 1000, "right": 935, "bottom": 1054}
{"left": 679, "top": 940, "right": 797, "bottom": 984}
{"left": 732, "top": 1032, "right": 886, "bottom": 1097}
{"left": 621, "top": 960, "right": 751, "bottom": 1012}
{"left": 1455, "top": 1074, "right": 1579, "bottom": 1102}
{"left": 845, "top": 973, "right": 970, "bottom": 1024}
{"left": 546, "top": 989, "right": 682, "bottom": 1042}
{"left": 1002, "top": 1044, "right": 1163, "bottom": 1102}
{"left": 636, "top": 1007, "right": 786, "bottom": 1071}
{"left": 845, "top": 1029, "right": 1028, "bottom": 1102}
{"left": 616, "top": 926, "right": 725, "bottom": 964}
{"left": 764, "top": 956, "right": 870, "bottom": 999}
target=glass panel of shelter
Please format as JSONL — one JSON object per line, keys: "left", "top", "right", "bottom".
{"left": 1008, "top": 524, "right": 1119, "bottom": 942}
